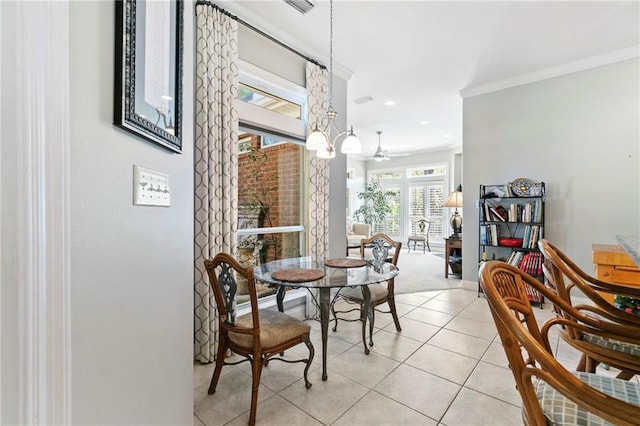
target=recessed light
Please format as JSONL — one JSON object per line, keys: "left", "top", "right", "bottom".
{"left": 420, "top": 120, "right": 430, "bottom": 125}
{"left": 443, "top": 133, "right": 452, "bottom": 138}
{"left": 384, "top": 101, "right": 396, "bottom": 106}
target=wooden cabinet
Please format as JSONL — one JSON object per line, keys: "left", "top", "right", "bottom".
{"left": 445, "top": 237, "right": 462, "bottom": 278}
{"left": 592, "top": 243, "right": 640, "bottom": 303}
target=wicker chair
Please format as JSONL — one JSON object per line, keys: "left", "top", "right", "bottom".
{"left": 539, "top": 239, "right": 640, "bottom": 325}
{"left": 331, "top": 233, "right": 401, "bottom": 354}
{"left": 539, "top": 239, "right": 640, "bottom": 379}
{"left": 203, "top": 253, "right": 314, "bottom": 425}
{"left": 480, "top": 261, "right": 640, "bottom": 425}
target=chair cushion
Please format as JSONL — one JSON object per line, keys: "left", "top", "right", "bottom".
{"left": 407, "top": 235, "right": 427, "bottom": 242}
{"left": 340, "top": 283, "right": 388, "bottom": 304}
{"left": 346, "top": 218, "right": 354, "bottom": 235}
{"left": 582, "top": 333, "right": 640, "bottom": 356}
{"left": 535, "top": 371, "right": 640, "bottom": 425}
{"left": 229, "top": 310, "right": 310, "bottom": 349}
{"left": 347, "top": 235, "right": 368, "bottom": 246}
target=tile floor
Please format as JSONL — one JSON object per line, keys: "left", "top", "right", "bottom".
{"left": 193, "top": 288, "right": 635, "bottom": 425}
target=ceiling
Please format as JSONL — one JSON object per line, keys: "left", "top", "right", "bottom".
{"left": 223, "top": 1, "right": 640, "bottom": 159}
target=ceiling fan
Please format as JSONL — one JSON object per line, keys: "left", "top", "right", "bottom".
{"left": 369, "top": 131, "right": 408, "bottom": 162}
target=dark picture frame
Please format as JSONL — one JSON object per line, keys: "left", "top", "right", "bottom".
{"left": 114, "top": 0, "right": 183, "bottom": 153}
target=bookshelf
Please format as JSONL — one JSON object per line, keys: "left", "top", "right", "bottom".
{"left": 478, "top": 180, "right": 546, "bottom": 305}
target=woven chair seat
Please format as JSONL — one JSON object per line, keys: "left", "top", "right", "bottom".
{"left": 582, "top": 334, "right": 640, "bottom": 357}
{"left": 536, "top": 372, "right": 640, "bottom": 425}
{"left": 230, "top": 310, "right": 311, "bottom": 349}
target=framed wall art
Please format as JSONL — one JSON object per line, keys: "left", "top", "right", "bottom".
{"left": 114, "top": 0, "right": 184, "bottom": 153}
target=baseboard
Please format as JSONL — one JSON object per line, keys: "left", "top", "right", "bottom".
{"left": 461, "top": 279, "right": 478, "bottom": 292}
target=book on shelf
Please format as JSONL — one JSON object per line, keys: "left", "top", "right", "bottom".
{"left": 488, "top": 205, "right": 508, "bottom": 222}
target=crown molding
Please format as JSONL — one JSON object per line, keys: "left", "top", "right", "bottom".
{"left": 460, "top": 45, "right": 640, "bottom": 99}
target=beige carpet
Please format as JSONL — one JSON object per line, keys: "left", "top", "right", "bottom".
{"left": 348, "top": 246, "right": 464, "bottom": 294}
{"left": 394, "top": 249, "right": 464, "bottom": 294}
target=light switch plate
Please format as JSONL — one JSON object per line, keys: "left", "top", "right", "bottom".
{"left": 133, "top": 165, "right": 171, "bottom": 207}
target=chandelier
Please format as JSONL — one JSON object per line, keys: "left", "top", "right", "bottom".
{"left": 306, "top": 0, "right": 361, "bottom": 159}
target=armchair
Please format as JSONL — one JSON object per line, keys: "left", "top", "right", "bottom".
{"left": 538, "top": 239, "right": 640, "bottom": 379}
{"left": 346, "top": 220, "right": 371, "bottom": 247}
{"left": 479, "top": 261, "right": 640, "bottom": 425}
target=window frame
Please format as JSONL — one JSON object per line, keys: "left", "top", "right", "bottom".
{"left": 236, "top": 61, "right": 310, "bottom": 310}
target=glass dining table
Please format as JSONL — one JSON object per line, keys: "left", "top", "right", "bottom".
{"left": 254, "top": 256, "right": 399, "bottom": 381}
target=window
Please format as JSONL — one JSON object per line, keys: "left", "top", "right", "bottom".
{"left": 408, "top": 183, "right": 445, "bottom": 239}
{"left": 369, "top": 164, "right": 447, "bottom": 244}
{"left": 236, "top": 62, "right": 308, "bottom": 304}
{"left": 239, "top": 83, "right": 302, "bottom": 119}
{"left": 407, "top": 165, "right": 446, "bottom": 177}
{"left": 237, "top": 129, "right": 305, "bottom": 262}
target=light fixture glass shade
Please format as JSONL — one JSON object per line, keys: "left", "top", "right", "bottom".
{"left": 316, "top": 143, "right": 336, "bottom": 159}
{"left": 340, "top": 128, "right": 362, "bottom": 154}
{"left": 306, "top": 127, "right": 327, "bottom": 151}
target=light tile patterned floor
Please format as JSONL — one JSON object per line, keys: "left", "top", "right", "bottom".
{"left": 193, "top": 288, "right": 634, "bottom": 425}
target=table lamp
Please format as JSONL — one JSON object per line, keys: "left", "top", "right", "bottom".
{"left": 444, "top": 185, "right": 463, "bottom": 238}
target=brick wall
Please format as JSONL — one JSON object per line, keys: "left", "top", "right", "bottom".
{"left": 238, "top": 135, "right": 301, "bottom": 260}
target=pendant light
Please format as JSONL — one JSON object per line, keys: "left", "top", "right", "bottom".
{"left": 306, "top": 0, "right": 362, "bottom": 158}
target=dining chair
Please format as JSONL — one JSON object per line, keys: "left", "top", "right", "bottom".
{"left": 332, "top": 233, "right": 402, "bottom": 354}
{"left": 407, "top": 218, "right": 431, "bottom": 253}
{"left": 479, "top": 261, "right": 640, "bottom": 425}
{"left": 203, "top": 253, "right": 314, "bottom": 426}
{"left": 539, "top": 239, "right": 640, "bottom": 380}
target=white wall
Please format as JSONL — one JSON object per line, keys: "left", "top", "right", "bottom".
{"left": 347, "top": 158, "right": 367, "bottom": 216}
{"left": 68, "top": 1, "right": 193, "bottom": 423}
{"left": 463, "top": 58, "right": 640, "bottom": 281}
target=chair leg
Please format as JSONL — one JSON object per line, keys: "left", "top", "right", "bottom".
{"left": 331, "top": 299, "right": 339, "bottom": 332}
{"left": 303, "top": 337, "right": 314, "bottom": 389}
{"left": 426, "top": 239, "right": 431, "bottom": 252}
{"left": 208, "top": 337, "right": 228, "bottom": 394}
{"left": 585, "top": 356, "right": 599, "bottom": 373}
{"left": 576, "top": 353, "right": 587, "bottom": 372}
{"left": 422, "top": 241, "right": 425, "bottom": 254}
{"left": 617, "top": 369, "right": 635, "bottom": 380}
{"left": 359, "top": 302, "right": 369, "bottom": 355}
{"left": 368, "top": 306, "right": 375, "bottom": 347}
{"left": 388, "top": 295, "right": 402, "bottom": 332}
{"left": 248, "top": 356, "right": 263, "bottom": 426}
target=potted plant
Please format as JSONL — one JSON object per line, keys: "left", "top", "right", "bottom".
{"left": 353, "top": 180, "right": 399, "bottom": 231}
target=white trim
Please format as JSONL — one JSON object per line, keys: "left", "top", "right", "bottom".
{"left": 239, "top": 59, "right": 306, "bottom": 103}
{"left": 17, "top": 2, "right": 71, "bottom": 424}
{"left": 237, "top": 225, "right": 305, "bottom": 236}
{"left": 460, "top": 45, "right": 640, "bottom": 98}
{"left": 239, "top": 59, "right": 308, "bottom": 139}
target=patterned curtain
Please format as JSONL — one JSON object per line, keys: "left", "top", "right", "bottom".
{"left": 194, "top": 4, "right": 239, "bottom": 363}
{"left": 306, "top": 62, "right": 330, "bottom": 262}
